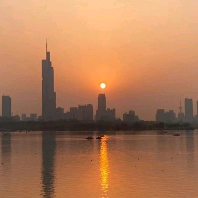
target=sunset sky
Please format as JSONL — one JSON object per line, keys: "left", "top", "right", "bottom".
{"left": 1, "top": 0, "right": 198, "bottom": 120}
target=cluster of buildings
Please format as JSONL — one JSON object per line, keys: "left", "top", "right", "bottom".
{"left": 1, "top": 94, "right": 116, "bottom": 122}
{"left": 40, "top": 42, "right": 116, "bottom": 122}
{"left": 123, "top": 110, "right": 139, "bottom": 123}
{"left": 2, "top": 43, "right": 198, "bottom": 125}
{"left": 54, "top": 104, "right": 93, "bottom": 121}
{"left": 156, "top": 98, "right": 198, "bottom": 124}
{"left": 0, "top": 42, "right": 139, "bottom": 123}
{"left": 1, "top": 96, "right": 37, "bottom": 121}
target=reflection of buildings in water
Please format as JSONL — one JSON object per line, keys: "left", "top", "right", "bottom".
{"left": 100, "top": 137, "right": 109, "bottom": 198}
{"left": 1, "top": 133, "right": 11, "bottom": 167}
{"left": 186, "top": 131, "right": 194, "bottom": 167}
{"left": 42, "top": 132, "right": 56, "bottom": 198}
{"left": 186, "top": 131, "right": 194, "bottom": 153}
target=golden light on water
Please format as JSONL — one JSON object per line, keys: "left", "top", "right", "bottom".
{"left": 100, "top": 83, "right": 106, "bottom": 89}
{"left": 100, "top": 136, "right": 109, "bottom": 197}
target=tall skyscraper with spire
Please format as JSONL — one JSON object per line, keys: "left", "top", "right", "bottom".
{"left": 42, "top": 41, "right": 56, "bottom": 121}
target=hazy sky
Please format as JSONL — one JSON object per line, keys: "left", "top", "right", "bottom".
{"left": 1, "top": 0, "right": 198, "bottom": 120}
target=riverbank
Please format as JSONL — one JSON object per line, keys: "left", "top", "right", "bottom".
{"left": 0, "top": 120, "right": 194, "bottom": 132}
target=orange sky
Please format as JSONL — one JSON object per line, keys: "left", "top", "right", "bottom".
{"left": 1, "top": 0, "right": 198, "bottom": 120}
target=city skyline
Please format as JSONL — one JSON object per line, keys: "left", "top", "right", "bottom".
{"left": 2, "top": 1, "right": 198, "bottom": 198}
{"left": 1, "top": 1, "right": 198, "bottom": 120}
{"left": 1, "top": 39, "right": 198, "bottom": 120}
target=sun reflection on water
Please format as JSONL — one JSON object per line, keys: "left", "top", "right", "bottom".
{"left": 100, "top": 136, "right": 109, "bottom": 198}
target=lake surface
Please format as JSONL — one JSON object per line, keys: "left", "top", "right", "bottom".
{"left": 0, "top": 130, "right": 197, "bottom": 198}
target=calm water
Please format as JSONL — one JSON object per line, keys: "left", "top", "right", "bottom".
{"left": 0, "top": 130, "right": 197, "bottom": 198}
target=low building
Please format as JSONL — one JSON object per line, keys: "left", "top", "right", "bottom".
{"left": 123, "top": 110, "right": 139, "bottom": 123}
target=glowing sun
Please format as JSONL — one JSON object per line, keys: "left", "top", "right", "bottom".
{"left": 100, "top": 83, "right": 106, "bottom": 89}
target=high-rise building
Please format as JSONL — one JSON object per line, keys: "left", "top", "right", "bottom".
{"left": 165, "top": 110, "right": 176, "bottom": 123}
{"left": 156, "top": 109, "right": 165, "bottom": 122}
{"left": 85, "top": 104, "right": 93, "bottom": 121}
{"left": 42, "top": 41, "right": 56, "bottom": 121}
{"left": 2, "top": 95, "right": 11, "bottom": 117}
{"left": 185, "top": 98, "right": 193, "bottom": 123}
{"left": 96, "top": 94, "right": 106, "bottom": 121}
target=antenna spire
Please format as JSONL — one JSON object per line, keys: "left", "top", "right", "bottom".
{"left": 46, "top": 38, "right": 48, "bottom": 53}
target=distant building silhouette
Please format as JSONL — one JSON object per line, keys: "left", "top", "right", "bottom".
{"left": 78, "top": 104, "right": 93, "bottom": 121}
{"left": 12, "top": 115, "right": 20, "bottom": 122}
{"left": 178, "top": 100, "right": 185, "bottom": 122}
{"left": 2, "top": 96, "right": 11, "bottom": 118}
{"left": 123, "top": 110, "right": 139, "bottom": 123}
{"left": 156, "top": 109, "right": 166, "bottom": 122}
{"left": 21, "top": 113, "right": 37, "bottom": 121}
{"left": 106, "top": 108, "right": 116, "bottom": 121}
{"left": 21, "top": 113, "right": 27, "bottom": 121}
{"left": 96, "top": 94, "right": 106, "bottom": 120}
{"left": 63, "top": 104, "right": 93, "bottom": 121}
{"left": 156, "top": 109, "right": 177, "bottom": 123}
{"left": 55, "top": 107, "right": 64, "bottom": 120}
{"left": 64, "top": 112, "right": 71, "bottom": 120}
{"left": 185, "top": 98, "right": 193, "bottom": 123}
{"left": 42, "top": 41, "right": 56, "bottom": 121}
{"left": 30, "top": 113, "right": 38, "bottom": 121}
{"left": 69, "top": 107, "right": 78, "bottom": 119}
{"left": 166, "top": 110, "right": 176, "bottom": 123}
{"left": 96, "top": 94, "right": 116, "bottom": 121}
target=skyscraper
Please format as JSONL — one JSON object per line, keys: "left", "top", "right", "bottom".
{"left": 96, "top": 94, "right": 106, "bottom": 120}
{"left": 2, "top": 95, "right": 11, "bottom": 118}
{"left": 42, "top": 41, "right": 56, "bottom": 121}
{"left": 156, "top": 109, "right": 165, "bottom": 122}
{"left": 178, "top": 99, "right": 185, "bottom": 122}
{"left": 185, "top": 98, "right": 193, "bottom": 123}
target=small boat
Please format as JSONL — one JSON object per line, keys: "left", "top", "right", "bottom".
{"left": 96, "top": 136, "right": 102, "bottom": 139}
{"left": 173, "top": 133, "right": 180, "bottom": 136}
{"left": 85, "top": 136, "right": 93, "bottom": 140}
